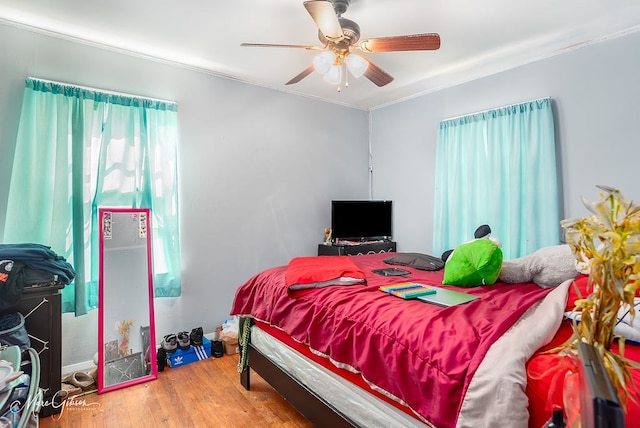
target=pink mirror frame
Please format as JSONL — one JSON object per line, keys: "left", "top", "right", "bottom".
{"left": 97, "top": 207, "right": 157, "bottom": 393}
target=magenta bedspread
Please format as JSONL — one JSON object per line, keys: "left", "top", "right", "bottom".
{"left": 230, "top": 252, "right": 552, "bottom": 428}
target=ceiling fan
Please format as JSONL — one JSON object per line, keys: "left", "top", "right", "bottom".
{"left": 241, "top": 0, "right": 440, "bottom": 89}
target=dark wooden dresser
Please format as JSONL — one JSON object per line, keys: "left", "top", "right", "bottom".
{"left": 15, "top": 283, "right": 64, "bottom": 417}
{"left": 318, "top": 241, "right": 397, "bottom": 256}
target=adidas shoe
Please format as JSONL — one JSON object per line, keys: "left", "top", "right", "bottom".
{"left": 190, "top": 327, "right": 203, "bottom": 347}
{"left": 161, "top": 334, "right": 177, "bottom": 351}
{"left": 177, "top": 331, "right": 191, "bottom": 350}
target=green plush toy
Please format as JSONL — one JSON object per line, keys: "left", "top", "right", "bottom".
{"left": 442, "top": 226, "right": 503, "bottom": 287}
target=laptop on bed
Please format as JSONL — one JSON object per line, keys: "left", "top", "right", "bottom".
{"left": 416, "top": 286, "right": 480, "bottom": 307}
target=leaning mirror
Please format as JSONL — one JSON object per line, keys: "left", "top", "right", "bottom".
{"left": 98, "top": 208, "right": 157, "bottom": 393}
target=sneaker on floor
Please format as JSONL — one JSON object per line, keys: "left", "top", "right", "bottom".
{"left": 61, "top": 382, "right": 82, "bottom": 398}
{"left": 177, "top": 331, "right": 190, "bottom": 350}
{"left": 63, "top": 371, "right": 95, "bottom": 391}
{"left": 190, "top": 327, "right": 203, "bottom": 346}
{"left": 161, "top": 334, "right": 177, "bottom": 351}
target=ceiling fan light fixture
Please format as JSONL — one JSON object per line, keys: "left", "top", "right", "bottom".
{"left": 346, "top": 54, "right": 368, "bottom": 78}
{"left": 313, "top": 51, "right": 336, "bottom": 74}
{"left": 323, "top": 64, "right": 342, "bottom": 85}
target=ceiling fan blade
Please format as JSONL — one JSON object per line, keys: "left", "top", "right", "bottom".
{"left": 363, "top": 61, "right": 394, "bottom": 87}
{"left": 303, "top": 1, "right": 344, "bottom": 41}
{"left": 285, "top": 65, "right": 316, "bottom": 85}
{"left": 357, "top": 33, "right": 441, "bottom": 53}
{"left": 241, "top": 43, "right": 323, "bottom": 50}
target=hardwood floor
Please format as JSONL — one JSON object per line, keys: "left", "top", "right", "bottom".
{"left": 40, "top": 354, "right": 313, "bottom": 428}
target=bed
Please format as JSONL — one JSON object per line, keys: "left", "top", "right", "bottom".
{"left": 230, "top": 251, "right": 640, "bottom": 427}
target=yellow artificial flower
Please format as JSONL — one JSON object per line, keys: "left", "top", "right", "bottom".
{"left": 560, "top": 185, "right": 640, "bottom": 407}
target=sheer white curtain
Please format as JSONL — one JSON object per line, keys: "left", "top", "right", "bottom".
{"left": 433, "top": 98, "right": 560, "bottom": 259}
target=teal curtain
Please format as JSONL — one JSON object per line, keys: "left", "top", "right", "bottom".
{"left": 433, "top": 98, "right": 559, "bottom": 259}
{"left": 3, "top": 77, "right": 182, "bottom": 315}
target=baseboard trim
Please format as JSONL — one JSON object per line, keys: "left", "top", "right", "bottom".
{"left": 63, "top": 360, "right": 95, "bottom": 376}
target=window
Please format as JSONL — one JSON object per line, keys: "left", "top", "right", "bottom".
{"left": 433, "top": 98, "right": 559, "bottom": 259}
{"left": 3, "top": 78, "right": 181, "bottom": 315}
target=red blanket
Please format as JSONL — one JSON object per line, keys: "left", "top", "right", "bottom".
{"left": 527, "top": 275, "right": 640, "bottom": 428}
{"left": 230, "top": 253, "right": 552, "bottom": 428}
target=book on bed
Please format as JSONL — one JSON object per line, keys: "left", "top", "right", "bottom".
{"left": 379, "top": 282, "right": 436, "bottom": 299}
{"left": 416, "top": 286, "right": 480, "bottom": 307}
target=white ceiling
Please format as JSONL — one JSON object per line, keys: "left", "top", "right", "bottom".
{"left": 1, "top": 0, "right": 640, "bottom": 110}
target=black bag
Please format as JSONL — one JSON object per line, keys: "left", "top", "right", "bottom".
{"left": 211, "top": 340, "right": 224, "bottom": 358}
{"left": 0, "top": 312, "right": 30, "bottom": 351}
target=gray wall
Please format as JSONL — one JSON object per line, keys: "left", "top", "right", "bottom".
{"left": 0, "top": 23, "right": 369, "bottom": 367}
{"left": 372, "top": 31, "right": 640, "bottom": 255}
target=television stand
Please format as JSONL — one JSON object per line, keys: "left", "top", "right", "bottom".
{"left": 318, "top": 241, "right": 396, "bottom": 256}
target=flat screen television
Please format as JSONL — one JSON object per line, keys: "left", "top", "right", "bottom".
{"left": 331, "top": 200, "right": 392, "bottom": 242}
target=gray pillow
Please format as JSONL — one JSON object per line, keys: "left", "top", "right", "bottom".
{"left": 498, "top": 245, "right": 579, "bottom": 288}
{"left": 383, "top": 253, "right": 444, "bottom": 271}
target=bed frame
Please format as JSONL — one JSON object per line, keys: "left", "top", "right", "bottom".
{"left": 239, "top": 318, "right": 357, "bottom": 428}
